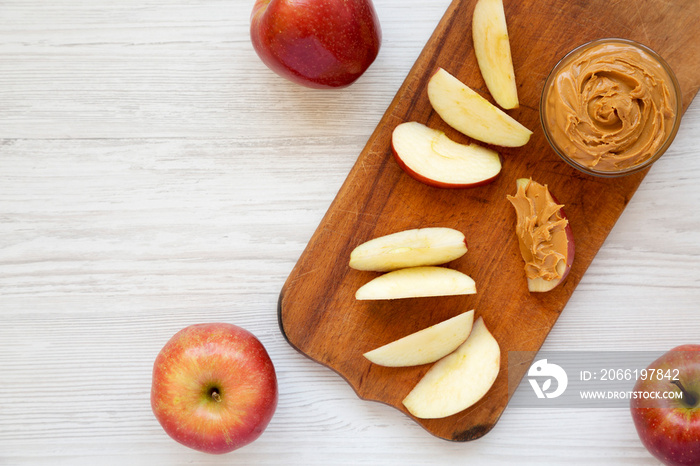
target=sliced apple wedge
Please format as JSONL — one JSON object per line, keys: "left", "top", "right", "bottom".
{"left": 391, "top": 122, "right": 502, "bottom": 188}
{"left": 427, "top": 68, "right": 532, "bottom": 147}
{"left": 363, "top": 310, "right": 475, "bottom": 367}
{"left": 355, "top": 266, "right": 476, "bottom": 300}
{"left": 349, "top": 227, "right": 468, "bottom": 272}
{"left": 402, "top": 317, "right": 500, "bottom": 419}
{"left": 507, "top": 178, "right": 575, "bottom": 292}
{"left": 472, "top": 0, "right": 519, "bottom": 109}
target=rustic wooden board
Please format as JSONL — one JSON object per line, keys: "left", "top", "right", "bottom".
{"left": 278, "top": 0, "right": 700, "bottom": 441}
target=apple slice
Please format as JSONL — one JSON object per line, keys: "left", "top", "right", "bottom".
{"left": 507, "top": 178, "right": 575, "bottom": 292}
{"left": 355, "top": 266, "right": 476, "bottom": 300}
{"left": 402, "top": 317, "right": 500, "bottom": 419}
{"left": 472, "top": 0, "right": 519, "bottom": 109}
{"left": 391, "top": 122, "right": 502, "bottom": 188}
{"left": 427, "top": 68, "right": 532, "bottom": 147}
{"left": 363, "top": 310, "right": 475, "bottom": 367}
{"left": 349, "top": 227, "right": 468, "bottom": 272}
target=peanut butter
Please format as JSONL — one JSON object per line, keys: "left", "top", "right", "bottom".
{"left": 507, "top": 179, "right": 569, "bottom": 282}
{"left": 543, "top": 40, "right": 677, "bottom": 171}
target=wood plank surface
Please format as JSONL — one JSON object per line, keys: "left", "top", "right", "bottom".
{"left": 279, "top": 0, "right": 700, "bottom": 441}
{"left": 3, "top": 0, "right": 700, "bottom": 464}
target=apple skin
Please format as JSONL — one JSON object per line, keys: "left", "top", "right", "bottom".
{"left": 250, "top": 0, "right": 381, "bottom": 89}
{"left": 391, "top": 137, "right": 502, "bottom": 189}
{"left": 392, "top": 149, "right": 502, "bottom": 188}
{"left": 151, "top": 323, "right": 278, "bottom": 454}
{"left": 630, "top": 345, "right": 700, "bottom": 466}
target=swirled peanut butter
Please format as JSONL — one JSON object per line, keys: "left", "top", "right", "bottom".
{"left": 507, "top": 179, "right": 570, "bottom": 283}
{"left": 543, "top": 40, "right": 677, "bottom": 171}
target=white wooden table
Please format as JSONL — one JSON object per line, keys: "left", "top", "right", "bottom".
{"left": 1, "top": 1, "right": 699, "bottom": 464}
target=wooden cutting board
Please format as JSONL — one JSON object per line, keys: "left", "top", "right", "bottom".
{"left": 278, "top": 0, "right": 700, "bottom": 441}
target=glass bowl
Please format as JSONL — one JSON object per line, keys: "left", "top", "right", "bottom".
{"left": 540, "top": 38, "right": 682, "bottom": 177}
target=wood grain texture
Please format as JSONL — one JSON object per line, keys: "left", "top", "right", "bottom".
{"left": 279, "top": 0, "right": 700, "bottom": 441}
{"left": 2, "top": 0, "right": 700, "bottom": 464}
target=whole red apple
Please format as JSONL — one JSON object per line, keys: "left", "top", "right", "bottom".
{"left": 630, "top": 345, "right": 700, "bottom": 466}
{"left": 250, "top": 0, "right": 381, "bottom": 89}
{"left": 151, "top": 323, "right": 278, "bottom": 454}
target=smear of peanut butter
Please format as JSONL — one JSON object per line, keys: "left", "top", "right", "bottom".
{"left": 544, "top": 41, "right": 676, "bottom": 171}
{"left": 507, "top": 179, "right": 569, "bottom": 281}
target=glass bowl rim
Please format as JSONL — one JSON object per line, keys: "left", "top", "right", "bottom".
{"left": 539, "top": 37, "right": 683, "bottom": 178}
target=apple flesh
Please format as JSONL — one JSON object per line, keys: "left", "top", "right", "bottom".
{"left": 355, "top": 266, "right": 476, "bottom": 300}
{"left": 391, "top": 122, "right": 502, "bottom": 188}
{"left": 631, "top": 345, "right": 700, "bottom": 466}
{"left": 349, "top": 227, "right": 468, "bottom": 272}
{"left": 402, "top": 317, "right": 500, "bottom": 419}
{"left": 363, "top": 310, "right": 475, "bottom": 367}
{"left": 510, "top": 178, "right": 575, "bottom": 292}
{"left": 151, "top": 323, "right": 278, "bottom": 454}
{"left": 526, "top": 233, "right": 574, "bottom": 292}
{"left": 427, "top": 68, "right": 532, "bottom": 147}
{"left": 250, "top": 0, "right": 381, "bottom": 89}
{"left": 472, "top": 0, "right": 519, "bottom": 109}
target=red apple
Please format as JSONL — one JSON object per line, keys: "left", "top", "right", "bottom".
{"left": 391, "top": 122, "right": 502, "bottom": 188}
{"left": 631, "top": 345, "right": 700, "bottom": 466}
{"left": 250, "top": 0, "right": 381, "bottom": 89}
{"left": 151, "top": 323, "right": 278, "bottom": 454}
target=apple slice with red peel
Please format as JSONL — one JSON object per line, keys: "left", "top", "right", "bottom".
{"left": 402, "top": 317, "right": 500, "bottom": 419}
{"left": 508, "top": 178, "right": 575, "bottom": 292}
{"left": 363, "top": 310, "right": 475, "bottom": 367}
{"left": 349, "top": 227, "right": 468, "bottom": 272}
{"left": 472, "top": 0, "right": 519, "bottom": 109}
{"left": 249, "top": 0, "right": 381, "bottom": 89}
{"left": 427, "top": 68, "right": 532, "bottom": 147}
{"left": 355, "top": 266, "right": 476, "bottom": 300}
{"left": 391, "top": 122, "right": 502, "bottom": 188}
{"left": 526, "top": 230, "right": 575, "bottom": 292}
